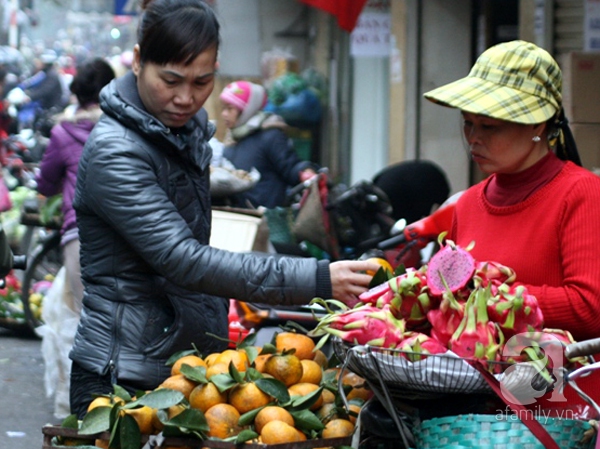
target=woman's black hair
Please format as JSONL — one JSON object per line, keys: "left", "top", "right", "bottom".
{"left": 70, "top": 58, "right": 116, "bottom": 107}
{"left": 137, "top": 0, "right": 220, "bottom": 66}
{"left": 549, "top": 109, "right": 582, "bottom": 166}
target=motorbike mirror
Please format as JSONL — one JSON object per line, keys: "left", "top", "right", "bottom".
{"left": 390, "top": 218, "right": 406, "bottom": 235}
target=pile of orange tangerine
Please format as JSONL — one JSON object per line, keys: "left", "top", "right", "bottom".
{"left": 87, "top": 331, "right": 372, "bottom": 448}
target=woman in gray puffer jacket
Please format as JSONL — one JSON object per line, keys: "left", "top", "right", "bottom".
{"left": 69, "top": 0, "right": 377, "bottom": 418}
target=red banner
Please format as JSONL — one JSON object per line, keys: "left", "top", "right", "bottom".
{"left": 299, "top": 0, "right": 368, "bottom": 32}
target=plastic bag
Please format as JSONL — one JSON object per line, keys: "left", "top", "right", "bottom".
{"left": 35, "top": 266, "right": 80, "bottom": 419}
{"left": 292, "top": 174, "right": 339, "bottom": 258}
{"left": 210, "top": 165, "right": 260, "bottom": 197}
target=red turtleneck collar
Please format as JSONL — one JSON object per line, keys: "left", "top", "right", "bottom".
{"left": 485, "top": 152, "right": 566, "bottom": 206}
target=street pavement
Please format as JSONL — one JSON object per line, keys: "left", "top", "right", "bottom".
{"left": 0, "top": 327, "right": 57, "bottom": 449}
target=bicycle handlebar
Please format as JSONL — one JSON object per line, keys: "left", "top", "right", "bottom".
{"left": 12, "top": 255, "right": 27, "bottom": 270}
{"left": 565, "top": 337, "right": 600, "bottom": 359}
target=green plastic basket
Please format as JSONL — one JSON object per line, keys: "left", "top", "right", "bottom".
{"left": 415, "top": 413, "right": 595, "bottom": 449}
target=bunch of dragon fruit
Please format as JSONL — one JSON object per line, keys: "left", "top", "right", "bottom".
{"left": 311, "top": 234, "right": 556, "bottom": 371}
{"left": 422, "top": 235, "right": 545, "bottom": 370}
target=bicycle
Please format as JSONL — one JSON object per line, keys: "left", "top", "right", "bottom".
{"left": 18, "top": 197, "right": 62, "bottom": 333}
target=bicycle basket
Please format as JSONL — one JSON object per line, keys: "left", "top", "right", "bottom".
{"left": 416, "top": 413, "right": 594, "bottom": 449}
{"left": 333, "top": 339, "right": 551, "bottom": 401}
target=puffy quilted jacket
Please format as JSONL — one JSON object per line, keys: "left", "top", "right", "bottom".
{"left": 70, "top": 72, "right": 332, "bottom": 389}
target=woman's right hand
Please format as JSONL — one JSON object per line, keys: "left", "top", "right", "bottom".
{"left": 329, "top": 260, "right": 380, "bottom": 307}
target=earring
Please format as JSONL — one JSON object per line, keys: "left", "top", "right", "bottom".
{"left": 532, "top": 136, "right": 541, "bottom": 142}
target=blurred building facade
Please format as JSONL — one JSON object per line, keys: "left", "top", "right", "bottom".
{"left": 2, "top": 0, "right": 596, "bottom": 196}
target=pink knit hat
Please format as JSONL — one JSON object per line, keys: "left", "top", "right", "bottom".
{"left": 220, "top": 81, "right": 268, "bottom": 126}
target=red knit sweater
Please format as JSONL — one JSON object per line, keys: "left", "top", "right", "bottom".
{"left": 451, "top": 161, "right": 600, "bottom": 342}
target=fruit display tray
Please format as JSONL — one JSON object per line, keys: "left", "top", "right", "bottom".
{"left": 42, "top": 425, "right": 353, "bottom": 449}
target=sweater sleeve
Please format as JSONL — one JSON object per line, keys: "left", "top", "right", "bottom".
{"left": 527, "top": 175, "right": 600, "bottom": 341}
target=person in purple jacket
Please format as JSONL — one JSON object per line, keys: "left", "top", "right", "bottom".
{"left": 35, "top": 58, "right": 115, "bottom": 315}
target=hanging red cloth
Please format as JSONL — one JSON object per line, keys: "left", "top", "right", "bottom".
{"left": 299, "top": 0, "right": 368, "bottom": 32}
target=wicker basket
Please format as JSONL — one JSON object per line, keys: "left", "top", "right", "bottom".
{"left": 333, "top": 339, "right": 551, "bottom": 401}
{"left": 415, "top": 414, "right": 595, "bottom": 449}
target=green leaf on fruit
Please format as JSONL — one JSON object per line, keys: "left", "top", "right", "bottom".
{"left": 79, "top": 407, "right": 111, "bottom": 435}
{"left": 256, "top": 377, "right": 290, "bottom": 403}
{"left": 290, "top": 408, "right": 325, "bottom": 431}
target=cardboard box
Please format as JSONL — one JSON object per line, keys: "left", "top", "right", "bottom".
{"left": 570, "top": 123, "right": 600, "bottom": 172}
{"left": 560, "top": 52, "right": 600, "bottom": 124}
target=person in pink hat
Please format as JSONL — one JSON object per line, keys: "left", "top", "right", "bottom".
{"left": 219, "top": 80, "right": 316, "bottom": 208}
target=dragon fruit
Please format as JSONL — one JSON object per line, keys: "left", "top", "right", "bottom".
{"left": 360, "top": 267, "right": 434, "bottom": 330}
{"left": 502, "top": 328, "right": 588, "bottom": 370}
{"left": 426, "top": 234, "right": 476, "bottom": 297}
{"left": 314, "top": 304, "right": 406, "bottom": 348}
{"left": 359, "top": 281, "right": 394, "bottom": 307}
{"left": 389, "top": 267, "right": 434, "bottom": 328}
{"left": 472, "top": 260, "right": 516, "bottom": 289}
{"left": 427, "top": 288, "right": 466, "bottom": 347}
{"left": 398, "top": 332, "right": 448, "bottom": 361}
{"left": 448, "top": 286, "right": 504, "bottom": 365}
{"left": 487, "top": 283, "right": 544, "bottom": 339}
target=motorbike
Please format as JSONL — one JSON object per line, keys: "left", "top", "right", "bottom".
{"left": 227, "top": 196, "right": 458, "bottom": 351}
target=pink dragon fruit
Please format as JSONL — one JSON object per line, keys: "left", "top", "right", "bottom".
{"left": 398, "top": 332, "right": 447, "bottom": 361}
{"left": 487, "top": 283, "right": 544, "bottom": 339}
{"left": 315, "top": 304, "right": 406, "bottom": 348}
{"left": 426, "top": 235, "right": 476, "bottom": 297}
{"left": 502, "top": 328, "right": 588, "bottom": 369}
{"left": 448, "top": 286, "right": 504, "bottom": 364}
{"left": 360, "top": 267, "right": 434, "bottom": 330}
{"left": 426, "top": 282, "right": 467, "bottom": 347}
{"left": 389, "top": 267, "right": 434, "bottom": 327}
{"left": 472, "top": 260, "right": 516, "bottom": 289}
{"left": 358, "top": 280, "right": 393, "bottom": 305}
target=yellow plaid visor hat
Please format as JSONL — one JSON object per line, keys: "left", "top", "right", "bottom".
{"left": 424, "top": 40, "right": 562, "bottom": 125}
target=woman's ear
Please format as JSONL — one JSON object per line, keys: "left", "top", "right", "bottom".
{"left": 131, "top": 45, "right": 142, "bottom": 76}
{"left": 533, "top": 121, "right": 547, "bottom": 139}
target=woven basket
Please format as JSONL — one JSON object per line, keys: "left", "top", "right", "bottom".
{"left": 415, "top": 413, "right": 594, "bottom": 449}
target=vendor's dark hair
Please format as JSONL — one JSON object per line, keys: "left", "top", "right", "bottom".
{"left": 137, "top": 0, "right": 220, "bottom": 66}
{"left": 70, "top": 58, "right": 115, "bottom": 107}
{"left": 548, "top": 109, "right": 582, "bottom": 166}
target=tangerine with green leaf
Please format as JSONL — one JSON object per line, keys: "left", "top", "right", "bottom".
{"left": 275, "top": 332, "right": 316, "bottom": 360}
{"left": 228, "top": 381, "right": 272, "bottom": 414}
{"left": 264, "top": 352, "right": 303, "bottom": 387}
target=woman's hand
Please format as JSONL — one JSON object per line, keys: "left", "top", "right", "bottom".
{"left": 299, "top": 169, "right": 317, "bottom": 182}
{"left": 329, "top": 260, "right": 380, "bottom": 307}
